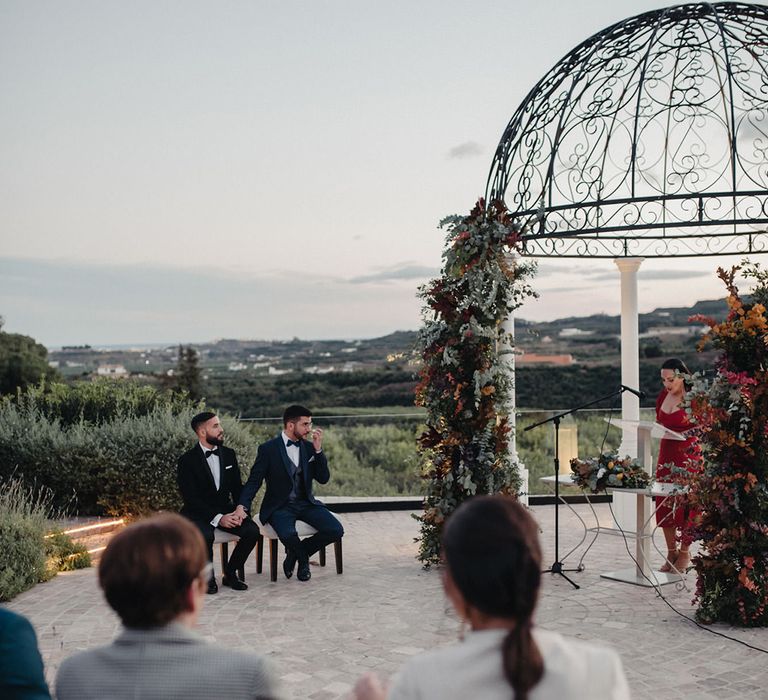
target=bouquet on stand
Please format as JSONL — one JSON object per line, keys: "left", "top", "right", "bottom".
{"left": 570, "top": 452, "right": 650, "bottom": 493}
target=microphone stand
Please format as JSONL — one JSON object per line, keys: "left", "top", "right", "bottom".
{"left": 525, "top": 386, "right": 639, "bottom": 589}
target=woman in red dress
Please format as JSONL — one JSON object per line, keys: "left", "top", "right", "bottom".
{"left": 655, "top": 358, "right": 699, "bottom": 572}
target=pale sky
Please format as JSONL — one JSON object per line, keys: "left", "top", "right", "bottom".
{"left": 0, "top": 1, "right": 755, "bottom": 347}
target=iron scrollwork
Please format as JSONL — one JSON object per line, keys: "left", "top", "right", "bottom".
{"left": 486, "top": 3, "right": 768, "bottom": 258}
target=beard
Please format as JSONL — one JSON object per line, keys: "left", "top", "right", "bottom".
{"left": 206, "top": 433, "right": 224, "bottom": 447}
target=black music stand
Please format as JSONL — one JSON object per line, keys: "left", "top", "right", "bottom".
{"left": 524, "top": 386, "right": 635, "bottom": 589}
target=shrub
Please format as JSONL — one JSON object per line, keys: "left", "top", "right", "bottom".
{"left": 44, "top": 530, "right": 90, "bottom": 573}
{"left": 0, "top": 479, "right": 50, "bottom": 601}
{"left": 0, "top": 381, "right": 259, "bottom": 517}
{"left": 12, "top": 379, "right": 198, "bottom": 427}
{"left": 96, "top": 409, "right": 258, "bottom": 517}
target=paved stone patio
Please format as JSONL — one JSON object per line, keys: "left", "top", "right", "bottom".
{"left": 6, "top": 504, "right": 768, "bottom": 699}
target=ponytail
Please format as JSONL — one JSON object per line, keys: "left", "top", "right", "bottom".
{"left": 442, "top": 497, "right": 544, "bottom": 698}
{"left": 501, "top": 621, "right": 544, "bottom": 700}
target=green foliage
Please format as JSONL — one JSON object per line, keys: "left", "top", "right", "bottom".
{"left": 314, "top": 423, "right": 424, "bottom": 497}
{"left": 0, "top": 326, "right": 58, "bottom": 395}
{"left": 11, "top": 379, "right": 198, "bottom": 426}
{"left": 44, "top": 529, "right": 90, "bottom": 572}
{"left": 206, "top": 368, "right": 417, "bottom": 417}
{"left": 415, "top": 199, "right": 537, "bottom": 566}
{"left": 174, "top": 345, "right": 203, "bottom": 401}
{"left": 0, "top": 479, "right": 51, "bottom": 601}
{"left": 0, "top": 380, "right": 256, "bottom": 516}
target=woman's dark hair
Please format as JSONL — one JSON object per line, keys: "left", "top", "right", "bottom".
{"left": 661, "top": 357, "right": 693, "bottom": 390}
{"left": 661, "top": 357, "right": 690, "bottom": 374}
{"left": 442, "top": 495, "right": 543, "bottom": 700}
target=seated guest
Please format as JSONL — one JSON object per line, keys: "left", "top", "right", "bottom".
{"left": 178, "top": 411, "right": 261, "bottom": 593}
{"left": 55, "top": 514, "right": 281, "bottom": 700}
{"left": 0, "top": 608, "right": 51, "bottom": 700}
{"left": 353, "top": 496, "right": 630, "bottom": 700}
{"left": 236, "top": 405, "right": 343, "bottom": 582}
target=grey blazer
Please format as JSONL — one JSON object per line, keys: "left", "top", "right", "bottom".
{"left": 55, "top": 623, "right": 281, "bottom": 700}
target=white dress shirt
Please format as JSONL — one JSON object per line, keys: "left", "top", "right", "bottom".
{"left": 282, "top": 432, "right": 300, "bottom": 467}
{"left": 200, "top": 442, "right": 223, "bottom": 527}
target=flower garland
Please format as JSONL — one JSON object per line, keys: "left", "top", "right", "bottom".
{"left": 687, "top": 263, "right": 768, "bottom": 626}
{"left": 570, "top": 452, "right": 650, "bottom": 492}
{"left": 414, "top": 199, "right": 537, "bottom": 566}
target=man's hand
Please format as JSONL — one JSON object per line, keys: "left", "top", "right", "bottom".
{"left": 219, "top": 512, "right": 241, "bottom": 528}
{"left": 312, "top": 426, "right": 324, "bottom": 451}
{"left": 233, "top": 504, "right": 248, "bottom": 521}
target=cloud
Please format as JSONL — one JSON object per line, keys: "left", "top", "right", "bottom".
{"left": 535, "top": 262, "right": 612, "bottom": 277}
{"left": 587, "top": 269, "right": 710, "bottom": 283}
{"left": 447, "top": 141, "right": 483, "bottom": 159}
{"left": 348, "top": 264, "right": 438, "bottom": 284}
{"left": 0, "top": 257, "right": 426, "bottom": 346}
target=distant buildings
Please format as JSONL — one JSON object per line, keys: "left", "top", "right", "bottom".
{"left": 558, "top": 328, "right": 592, "bottom": 337}
{"left": 96, "top": 364, "right": 128, "bottom": 377}
{"left": 268, "top": 366, "right": 293, "bottom": 376}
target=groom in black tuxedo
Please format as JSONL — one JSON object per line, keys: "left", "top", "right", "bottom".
{"left": 236, "top": 405, "right": 344, "bottom": 582}
{"left": 177, "top": 411, "right": 260, "bottom": 593}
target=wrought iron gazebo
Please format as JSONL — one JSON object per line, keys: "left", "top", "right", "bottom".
{"left": 486, "top": 2, "right": 768, "bottom": 529}
{"left": 486, "top": 2, "right": 768, "bottom": 258}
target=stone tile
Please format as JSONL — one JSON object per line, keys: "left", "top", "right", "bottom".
{"left": 8, "top": 505, "right": 768, "bottom": 700}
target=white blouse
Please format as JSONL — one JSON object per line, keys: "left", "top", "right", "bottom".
{"left": 388, "top": 628, "right": 630, "bottom": 700}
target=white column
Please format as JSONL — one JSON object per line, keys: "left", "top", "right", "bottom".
{"left": 501, "top": 252, "right": 528, "bottom": 504}
{"left": 614, "top": 257, "right": 644, "bottom": 457}
{"left": 612, "top": 256, "right": 644, "bottom": 533}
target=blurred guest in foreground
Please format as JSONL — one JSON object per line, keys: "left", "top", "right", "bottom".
{"left": 0, "top": 608, "right": 51, "bottom": 700}
{"left": 55, "top": 513, "right": 280, "bottom": 700}
{"left": 352, "top": 496, "right": 630, "bottom": 700}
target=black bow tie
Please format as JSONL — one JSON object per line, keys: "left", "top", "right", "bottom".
{"left": 286, "top": 439, "right": 301, "bottom": 447}
{"left": 204, "top": 448, "right": 219, "bottom": 458}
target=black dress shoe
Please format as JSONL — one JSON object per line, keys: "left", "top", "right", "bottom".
{"left": 297, "top": 559, "right": 311, "bottom": 582}
{"left": 207, "top": 578, "right": 218, "bottom": 595}
{"left": 283, "top": 550, "right": 297, "bottom": 579}
{"left": 221, "top": 572, "right": 248, "bottom": 591}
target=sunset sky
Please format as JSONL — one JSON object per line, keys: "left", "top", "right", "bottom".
{"left": 0, "top": 0, "right": 752, "bottom": 347}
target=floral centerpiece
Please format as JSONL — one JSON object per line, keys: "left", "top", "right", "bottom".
{"left": 570, "top": 452, "right": 650, "bottom": 493}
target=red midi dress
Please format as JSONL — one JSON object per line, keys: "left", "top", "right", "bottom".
{"left": 654, "top": 389, "right": 700, "bottom": 530}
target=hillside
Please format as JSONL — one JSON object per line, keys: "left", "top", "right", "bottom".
{"left": 47, "top": 298, "right": 728, "bottom": 414}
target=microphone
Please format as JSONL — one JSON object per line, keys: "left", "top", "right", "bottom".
{"left": 620, "top": 384, "right": 646, "bottom": 400}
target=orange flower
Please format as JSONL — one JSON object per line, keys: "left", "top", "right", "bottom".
{"left": 739, "top": 567, "right": 759, "bottom": 593}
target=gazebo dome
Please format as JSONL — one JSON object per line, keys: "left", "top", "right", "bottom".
{"left": 486, "top": 2, "right": 768, "bottom": 257}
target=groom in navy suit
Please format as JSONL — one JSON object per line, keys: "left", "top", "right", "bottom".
{"left": 236, "top": 405, "right": 343, "bottom": 582}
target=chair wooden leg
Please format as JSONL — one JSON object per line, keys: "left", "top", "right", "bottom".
{"left": 319, "top": 546, "right": 326, "bottom": 567}
{"left": 256, "top": 534, "right": 264, "bottom": 574}
{"left": 269, "top": 538, "right": 278, "bottom": 582}
{"left": 334, "top": 539, "right": 343, "bottom": 574}
{"left": 220, "top": 543, "right": 230, "bottom": 575}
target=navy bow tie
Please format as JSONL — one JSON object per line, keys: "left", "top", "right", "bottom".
{"left": 286, "top": 439, "right": 301, "bottom": 447}
{"left": 204, "top": 448, "right": 219, "bottom": 458}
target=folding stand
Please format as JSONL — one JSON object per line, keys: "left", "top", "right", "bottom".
{"left": 524, "top": 386, "right": 634, "bottom": 589}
